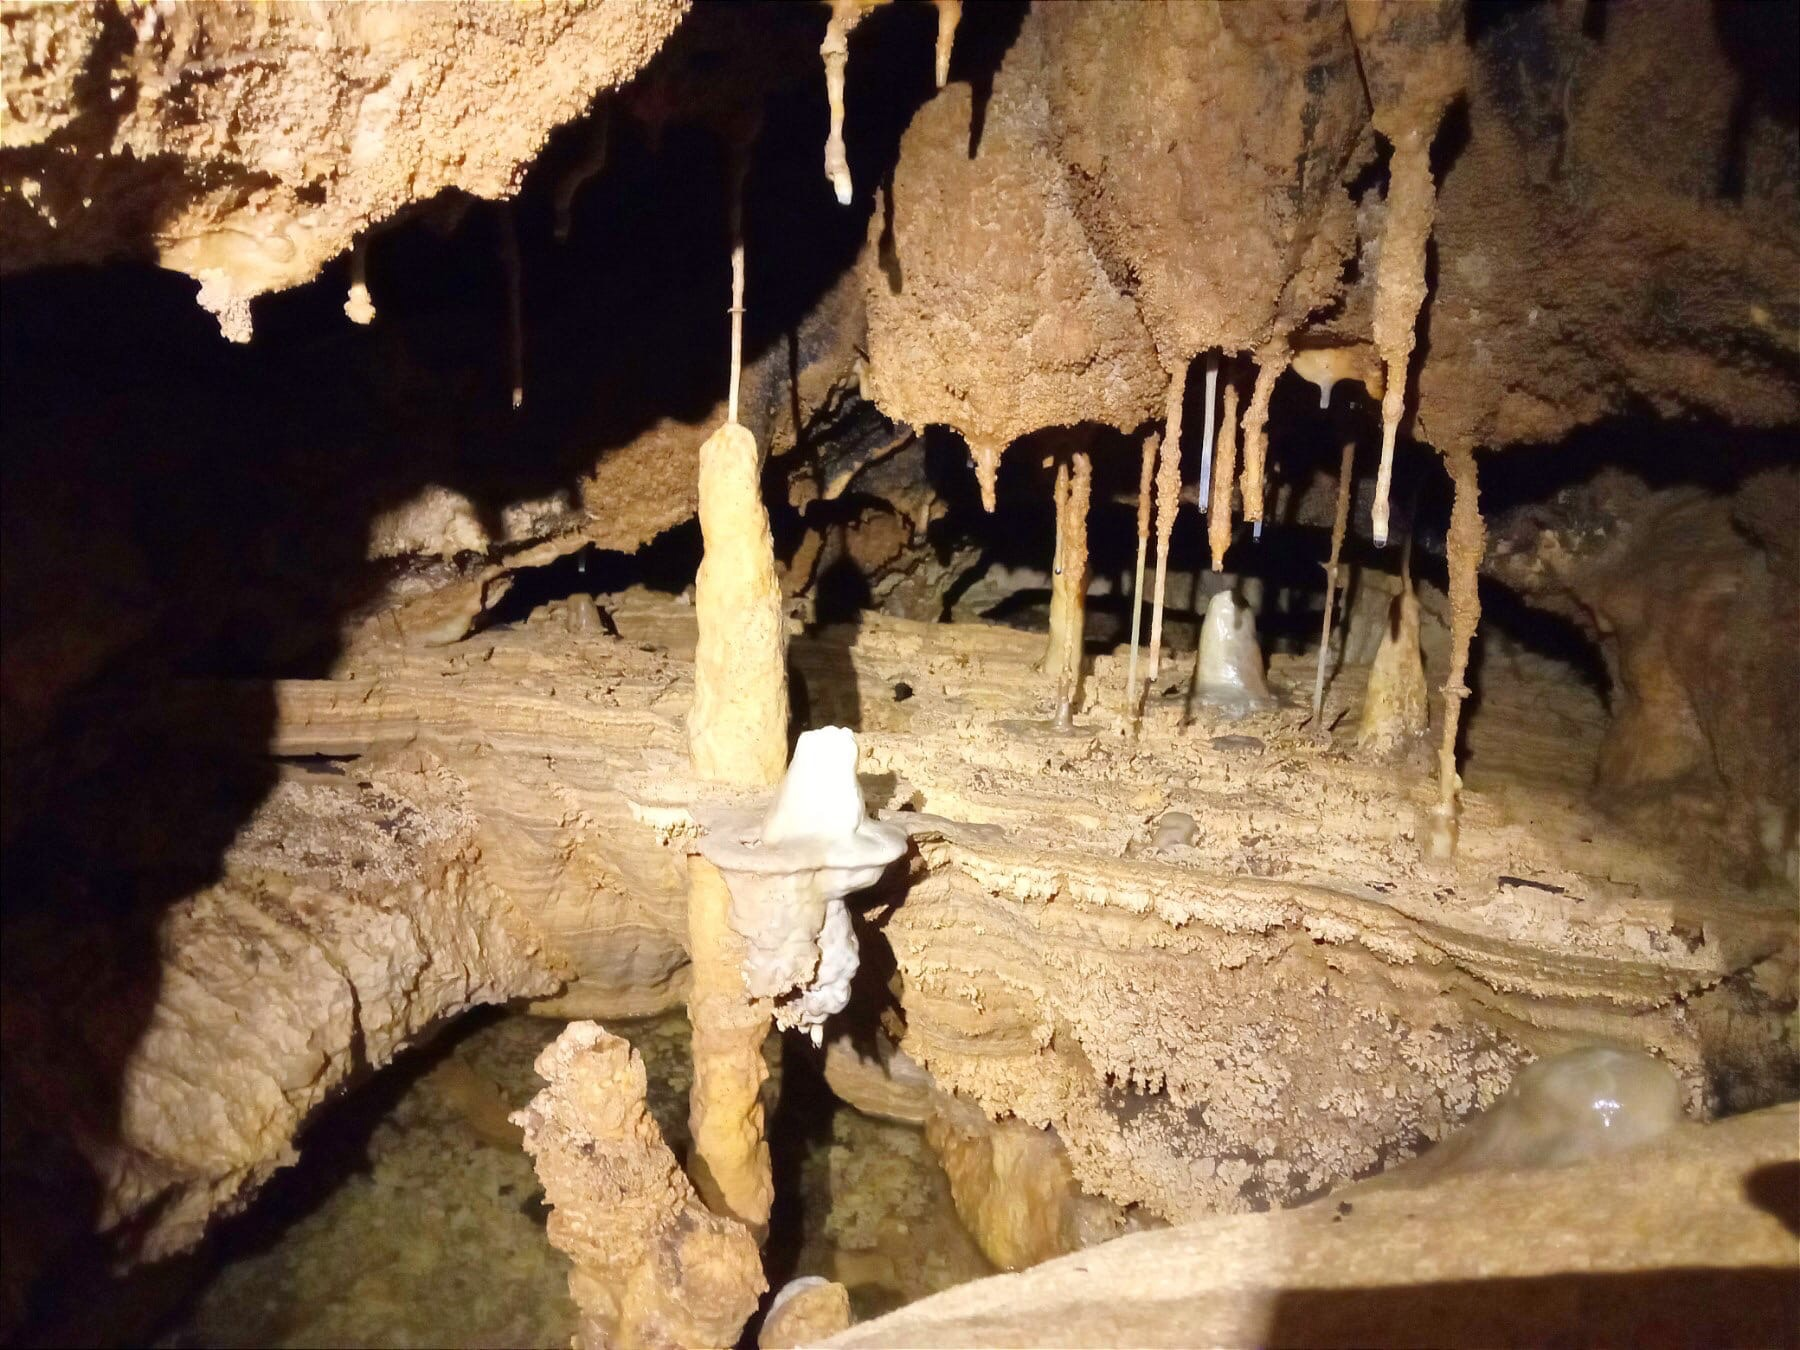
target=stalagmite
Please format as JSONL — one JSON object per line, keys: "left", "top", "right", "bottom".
{"left": 1125, "top": 431, "right": 1158, "bottom": 725}
{"left": 1238, "top": 344, "right": 1289, "bottom": 526}
{"left": 821, "top": 1, "right": 876, "bottom": 207}
{"left": 1146, "top": 362, "right": 1187, "bottom": 683}
{"left": 1190, "top": 591, "right": 1274, "bottom": 720}
{"left": 1429, "top": 445, "right": 1485, "bottom": 858}
{"left": 1207, "top": 381, "right": 1241, "bottom": 571}
{"left": 498, "top": 202, "right": 524, "bottom": 410}
{"left": 343, "top": 238, "right": 374, "bottom": 325}
{"left": 686, "top": 158, "right": 789, "bottom": 1232}
{"left": 1196, "top": 353, "right": 1219, "bottom": 507}
{"left": 1356, "top": 575, "right": 1429, "bottom": 755}
{"left": 513, "top": 1022, "right": 766, "bottom": 1350}
{"left": 932, "top": 0, "right": 961, "bottom": 88}
{"left": 1049, "top": 450, "right": 1091, "bottom": 728}
{"left": 1310, "top": 441, "right": 1355, "bottom": 728}
{"left": 697, "top": 728, "right": 906, "bottom": 1044}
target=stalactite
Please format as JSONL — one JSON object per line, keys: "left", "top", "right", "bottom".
{"left": 1196, "top": 352, "right": 1219, "bottom": 508}
{"left": 498, "top": 202, "right": 524, "bottom": 410}
{"left": 1369, "top": 135, "right": 1438, "bottom": 546}
{"left": 1125, "top": 431, "right": 1158, "bottom": 728}
{"left": 1207, "top": 381, "right": 1241, "bottom": 572}
{"left": 553, "top": 103, "right": 611, "bottom": 244}
{"left": 1238, "top": 343, "right": 1289, "bottom": 526}
{"left": 932, "top": 0, "right": 961, "bottom": 88}
{"left": 970, "top": 437, "right": 1003, "bottom": 513}
{"left": 343, "top": 238, "right": 374, "bottom": 325}
{"left": 1429, "top": 445, "right": 1485, "bottom": 859}
{"left": 1310, "top": 441, "right": 1356, "bottom": 728}
{"left": 821, "top": 1, "right": 873, "bottom": 207}
{"left": 1146, "top": 362, "right": 1187, "bottom": 683}
{"left": 1051, "top": 450, "right": 1091, "bottom": 729}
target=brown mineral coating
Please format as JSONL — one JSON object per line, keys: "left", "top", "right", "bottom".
{"left": 514, "top": 1022, "right": 765, "bottom": 1350}
{"left": 1417, "top": 0, "right": 1800, "bottom": 452}
{"left": 862, "top": 10, "right": 1162, "bottom": 462}
{"left": 828, "top": 1103, "right": 1800, "bottom": 1349}
{"left": 0, "top": 0, "right": 686, "bottom": 335}
{"left": 1489, "top": 470, "right": 1800, "bottom": 879}
{"left": 1040, "top": 0, "right": 1367, "bottom": 360}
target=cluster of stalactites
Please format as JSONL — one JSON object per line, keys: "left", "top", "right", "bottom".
{"left": 821, "top": 0, "right": 961, "bottom": 206}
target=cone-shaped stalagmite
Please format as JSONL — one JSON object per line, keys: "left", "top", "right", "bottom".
{"left": 1357, "top": 581, "right": 1429, "bottom": 755}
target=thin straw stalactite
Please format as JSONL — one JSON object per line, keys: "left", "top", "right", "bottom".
{"left": 1310, "top": 441, "right": 1356, "bottom": 729}
{"left": 1145, "top": 362, "right": 1188, "bottom": 685}
{"left": 1125, "top": 430, "right": 1158, "bottom": 731}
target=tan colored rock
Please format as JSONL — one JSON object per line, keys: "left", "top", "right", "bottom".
{"left": 828, "top": 1103, "right": 1800, "bottom": 1348}
{"left": 2, "top": 753, "right": 566, "bottom": 1265}
{"left": 760, "top": 1278, "right": 852, "bottom": 1350}
{"left": 514, "top": 1021, "right": 765, "bottom": 1350}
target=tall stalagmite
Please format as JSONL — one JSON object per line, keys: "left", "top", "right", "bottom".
{"left": 1049, "top": 450, "right": 1092, "bottom": 728}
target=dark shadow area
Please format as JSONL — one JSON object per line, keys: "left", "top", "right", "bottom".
{"left": 1744, "top": 1160, "right": 1799, "bottom": 1237}
{"left": 1262, "top": 1265, "right": 1798, "bottom": 1348}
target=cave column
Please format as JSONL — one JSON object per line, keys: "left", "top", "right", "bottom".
{"left": 684, "top": 134, "right": 787, "bottom": 1233}
{"left": 1046, "top": 445, "right": 1092, "bottom": 728}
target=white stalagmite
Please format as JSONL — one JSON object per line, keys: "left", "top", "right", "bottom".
{"left": 698, "top": 728, "right": 908, "bottom": 1045}
{"left": 1190, "top": 591, "right": 1274, "bottom": 720}
{"left": 1146, "top": 361, "right": 1188, "bottom": 683}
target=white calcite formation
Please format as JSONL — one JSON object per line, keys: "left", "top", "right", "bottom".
{"left": 1191, "top": 591, "right": 1274, "bottom": 719}
{"left": 698, "top": 727, "right": 908, "bottom": 1044}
